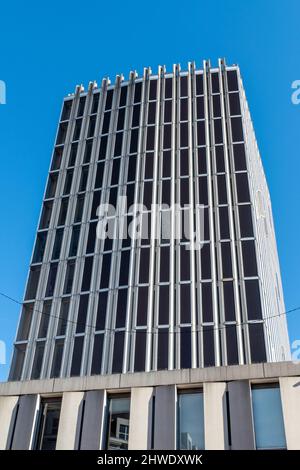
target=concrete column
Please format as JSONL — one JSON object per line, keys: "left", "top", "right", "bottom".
{"left": 128, "top": 387, "right": 153, "bottom": 450}
{"left": 0, "top": 396, "right": 19, "bottom": 449}
{"left": 228, "top": 380, "right": 255, "bottom": 449}
{"left": 11, "top": 395, "right": 39, "bottom": 450}
{"left": 56, "top": 391, "right": 85, "bottom": 450}
{"left": 153, "top": 385, "right": 176, "bottom": 450}
{"left": 204, "top": 382, "right": 228, "bottom": 449}
{"left": 279, "top": 377, "right": 300, "bottom": 450}
{"left": 80, "top": 390, "right": 106, "bottom": 450}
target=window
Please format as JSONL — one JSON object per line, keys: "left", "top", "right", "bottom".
{"left": 63, "top": 169, "right": 73, "bottom": 195}
{"left": 33, "top": 232, "right": 47, "bottom": 263}
{"left": 106, "top": 395, "right": 130, "bottom": 450}
{"left": 45, "top": 173, "right": 58, "bottom": 199}
{"left": 74, "top": 195, "right": 85, "bottom": 223}
{"left": 9, "top": 344, "right": 26, "bottom": 381}
{"left": 50, "top": 340, "right": 64, "bottom": 378}
{"left": 57, "top": 297, "right": 70, "bottom": 336}
{"left": 51, "top": 146, "right": 63, "bottom": 171}
{"left": 52, "top": 228, "right": 64, "bottom": 260}
{"left": 56, "top": 122, "right": 68, "bottom": 145}
{"left": 69, "top": 225, "right": 81, "bottom": 257}
{"left": 76, "top": 294, "right": 89, "bottom": 333}
{"left": 40, "top": 201, "right": 53, "bottom": 229}
{"left": 69, "top": 143, "right": 78, "bottom": 167}
{"left": 70, "top": 336, "right": 84, "bottom": 376}
{"left": 79, "top": 166, "right": 89, "bottom": 192}
{"left": 35, "top": 398, "right": 61, "bottom": 450}
{"left": 177, "top": 390, "right": 204, "bottom": 450}
{"left": 25, "top": 266, "right": 41, "bottom": 300}
{"left": 58, "top": 198, "right": 69, "bottom": 226}
{"left": 17, "top": 303, "right": 33, "bottom": 341}
{"left": 61, "top": 99, "right": 72, "bottom": 121}
{"left": 38, "top": 301, "right": 51, "bottom": 338}
{"left": 64, "top": 260, "right": 75, "bottom": 294}
{"left": 31, "top": 341, "right": 45, "bottom": 379}
{"left": 45, "top": 263, "right": 58, "bottom": 297}
{"left": 251, "top": 385, "right": 286, "bottom": 449}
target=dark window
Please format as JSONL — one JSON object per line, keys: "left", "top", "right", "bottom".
{"left": 63, "top": 169, "right": 73, "bottom": 195}
{"left": 180, "top": 246, "right": 190, "bottom": 281}
{"left": 105, "top": 90, "right": 113, "bottom": 110}
{"left": 239, "top": 205, "right": 254, "bottom": 238}
{"left": 137, "top": 286, "right": 148, "bottom": 326}
{"left": 180, "top": 76, "right": 188, "bottom": 97}
{"left": 180, "top": 99, "right": 188, "bottom": 121}
{"left": 70, "top": 336, "right": 84, "bottom": 376}
{"left": 149, "top": 80, "right": 157, "bottom": 100}
{"left": 158, "top": 286, "right": 169, "bottom": 325}
{"left": 223, "top": 281, "right": 235, "bottom": 321}
{"left": 111, "top": 158, "right": 121, "bottom": 185}
{"left": 134, "top": 331, "right": 146, "bottom": 372}
{"left": 197, "top": 96, "right": 204, "bottom": 119}
{"left": 64, "top": 260, "right": 75, "bottom": 294}
{"left": 164, "top": 100, "right": 172, "bottom": 123}
{"left": 74, "top": 195, "right": 85, "bottom": 223}
{"left": 143, "top": 181, "right": 152, "bottom": 209}
{"left": 87, "top": 116, "right": 96, "bottom": 138}
{"left": 180, "top": 123, "right": 188, "bottom": 148}
{"left": 219, "top": 206, "right": 230, "bottom": 239}
{"left": 31, "top": 341, "right": 45, "bottom": 379}
{"left": 134, "top": 82, "right": 142, "bottom": 103}
{"left": 91, "top": 190, "right": 101, "bottom": 219}
{"left": 233, "top": 143, "right": 247, "bottom": 171}
{"left": 215, "top": 145, "right": 225, "bottom": 172}
{"left": 96, "top": 292, "right": 108, "bottom": 331}
{"left": 130, "top": 129, "right": 139, "bottom": 153}
{"left": 165, "top": 78, "right": 173, "bottom": 98}
{"left": 9, "top": 344, "right": 26, "bottom": 381}
{"left": 139, "top": 248, "right": 149, "bottom": 284}
{"left": 242, "top": 240, "right": 258, "bottom": 276}
{"left": 76, "top": 294, "right": 89, "bottom": 333}
{"left": 46, "top": 173, "right": 58, "bottom": 199}
{"left": 119, "top": 86, "right": 127, "bottom": 107}
{"left": 226, "top": 326, "right": 239, "bottom": 365}
{"left": 73, "top": 119, "right": 82, "bottom": 141}
{"left": 146, "top": 126, "right": 155, "bottom": 150}
{"left": 35, "top": 399, "right": 61, "bottom": 450}
{"left": 58, "top": 198, "right": 68, "bottom": 226}
{"left": 249, "top": 323, "right": 267, "bottom": 363}
{"left": 201, "top": 244, "right": 211, "bottom": 279}
{"left": 84, "top": 139, "right": 93, "bottom": 163}
{"left": 163, "top": 124, "right": 171, "bottom": 149}
{"left": 227, "top": 70, "right": 239, "bottom": 91}
{"left": 144, "top": 153, "right": 153, "bottom": 179}
{"left": 77, "top": 96, "right": 86, "bottom": 117}
{"left": 17, "top": 304, "right": 33, "bottom": 341}
{"left": 126, "top": 184, "right": 135, "bottom": 210}
{"left": 162, "top": 151, "right": 171, "bottom": 178}
{"left": 203, "top": 326, "right": 215, "bottom": 366}
{"left": 162, "top": 180, "right": 171, "bottom": 206}
{"left": 33, "top": 232, "right": 47, "bottom": 263}
{"left": 50, "top": 340, "right": 64, "bottom": 378}
{"left": 217, "top": 175, "right": 227, "bottom": 204}
{"left": 148, "top": 102, "right": 156, "bottom": 124}
{"left": 199, "top": 176, "right": 208, "bottom": 205}
{"left": 180, "top": 327, "right": 191, "bottom": 368}
{"left": 56, "top": 122, "right": 68, "bottom": 145}
{"left": 236, "top": 173, "right": 250, "bottom": 203}
{"left": 214, "top": 119, "right": 223, "bottom": 144}
{"left": 69, "top": 225, "right": 80, "bottom": 257}
{"left": 69, "top": 143, "right": 78, "bottom": 167}
{"left": 157, "top": 328, "right": 168, "bottom": 370}
{"left": 128, "top": 155, "right": 137, "bottom": 181}
{"left": 102, "top": 113, "right": 110, "bottom": 134}
{"left": 91, "top": 93, "right": 99, "bottom": 114}
{"left": 160, "top": 246, "right": 170, "bottom": 282}
{"left": 38, "top": 301, "right": 51, "bottom": 338}
{"left": 180, "top": 149, "right": 189, "bottom": 176}
{"left": 131, "top": 105, "right": 140, "bottom": 127}
{"left": 180, "top": 179, "right": 189, "bottom": 206}
{"left": 61, "top": 100, "right": 72, "bottom": 121}
{"left": 197, "top": 121, "right": 206, "bottom": 146}
{"left": 245, "top": 280, "right": 263, "bottom": 320}
{"left": 86, "top": 221, "right": 97, "bottom": 254}
{"left": 198, "top": 147, "right": 207, "bottom": 174}
{"left": 196, "top": 74, "right": 204, "bottom": 95}
{"left": 45, "top": 263, "right": 58, "bottom": 297}
{"left": 229, "top": 93, "right": 241, "bottom": 115}
{"left": 100, "top": 254, "right": 111, "bottom": 289}
{"left": 117, "top": 108, "right": 125, "bottom": 130}
{"left": 99, "top": 135, "right": 108, "bottom": 159}
{"left": 95, "top": 161, "right": 104, "bottom": 188}
{"left": 116, "top": 289, "right": 127, "bottom": 328}
{"left": 112, "top": 331, "right": 125, "bottom": 373}
{"left": 202, "top": 283, "right": 213, "bottom": 322}
{"left": 81, "top": 257, "right": 93, "bottom": 292}
{"left": 40, "top": 201, "right": 53, "bottom": 229}
{"left": 231, "top": 117, "right": 244, "bottom": 142}
{"left": 221, "top": 242, "right": 233, "bottom": 278}
{"left": 51, "top": 146, "right": 63, "bottom": 171}
{"left": 211, "top": 73, "right": 220, "bottom": 93}
{"left": 180, "top": 284, "right": 191, "bottom": 323}
{"left": 114, "top": 133, "right": 123, "bottom": 156}
{"left": 213, "top": 94, "right": 221, "bottom": 117}
{"left": 57, "top": 298, "right": 70, "bottom": 336}
{"left": 91, "top": 334, "right": 104, "bottom": 374}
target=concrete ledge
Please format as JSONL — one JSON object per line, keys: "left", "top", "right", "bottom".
{"left": 0, "top": 362, "right": 299, "bottom": 396}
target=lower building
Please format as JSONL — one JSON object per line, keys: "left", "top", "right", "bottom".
{"left": 0, "top": 361, "right": 299, "bottom": 450}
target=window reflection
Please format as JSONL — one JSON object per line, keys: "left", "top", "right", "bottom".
{"left": 177, "top": 390, "right": 204, "bottom": 450}
{"left": 35, "top": 399, "right": 61, "bottom": 450}
{"left": 106, "top": 395, "right": 130, "bottom": 450}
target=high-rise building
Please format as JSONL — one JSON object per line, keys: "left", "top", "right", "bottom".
{"left": 1, "top": 59, "right": 297, "bottom": 452}
{"left": 9, "top": 59, "right": 290, "bottom": 384}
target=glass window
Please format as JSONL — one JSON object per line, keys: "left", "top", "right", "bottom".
{"left": 51, "top": 146, "right": 63, "bottom": 171}
{"left": 61, "top": 99, "right": 72, "bottom": 121}
{"left": 64, "top": 260, "right": 75, "bottom": 294}
{"left": 229, "top": 93, "right": 241, "bottom": 116}
{"left": 70, "top": 336, "right": 84, "bottom": 376}
{"left": 203, "top": 326, "right": 215, "bottom": 367}
{"left": 106, "top": 395, "right": 130, "bottom": 450}
{"left": 157, "top": 328, "right": 168, "bottom": 370}
{"left": 77, "top": 96, "right": 86, "bottom": 117}
{"left": 105, "top": 90, "right": 113, "bottom": 110}
{"left": 63, "top": 169, "right": 73, "bottom": 195}
{"left": 245, "top": 279, "right": 263, "bottom": 320}
{"left": 100, "top": 253, "right": 111, "bottom": 289}
{"left": 112, "top": 331, "right": 125, "bottom": 373}
{"left": 45, "top": 263, "right": 58, "bottom": 297}
{"left": 17, "top": 303, "right": 33, "bottom": 341}
{"left": 58, "top": 198, "right": 69, "bottom": 226}
{"left": 56, "top": 122, "right": 68, "bottom": 145}
{"left": 251, "top": 385, "right": 286, "bottom": 449}
{"left": 238, "top": 205, "right": 254, "bottom": 238}
{"left": 25, "top": 266, "right": 41, "bottom": 300}
{"left": 231, "top": 117, "right": 244, "bottom": 142}
{"left": 177, "top": 390, "right": 204, "bottom": 450}
{"left": 227, "top": 70, "right": 239, "bottom": 91}
{"left": 211, "top": 73, "right": 220, "bottom": 93}
{"left": 38, "top": 300, "right": 51, "bottom": 338}
{"left": 134, "top": 331, "right": 146, "bottom": 372}
{"left": 57, "top": 297, "right": 70, "bottom": 336}
{"left": 74, "top": 195, "right": 85, "bottom": 223}
{"left": 33, "top": 232, "right": 47, "bottom": 263}
{"left": 45, "top": 173, "right": 58, "bottom": 199}
{"left": 242, "top": 240, "right": 258, "bottom": 277}
{"left": 50, "top": 340, "right": 64, "bottom": 378}
{"left": 76, "top": 294, "right": 89, "bottom": 333}
{"left": 249, "top": 323, "right": 266, "bottom": 363}
{"left": 165, "top": 78, "right": 173, "bottom": 98}
{"left": 81, "top": 257, "right": 93, "bottom": 292}
{"left": 40, "top": 201, "right": 53, "bottom": 229}
{"left": 35, "top": 399, "right": 61, "bottom": 450}
{"left": 9, "top": 344, "right": 26, "bottom": 381}
{"left": 73, "top": 118, "right": 82, "bottom": 141}
{"left": 91, "top": 333, "right": 104, "bottom": 374}
{"left": 69, "top": 225, "right": 80, "bottom": 257}
{"left": 31, "top": 341, "right": 45, "bottom": 379}
{"left": 91, "top": 93, "right": 99, "bottom": 114}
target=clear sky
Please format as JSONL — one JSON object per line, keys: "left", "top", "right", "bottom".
{"left": 0, "top": 0, "right": 299, "bottom": 381}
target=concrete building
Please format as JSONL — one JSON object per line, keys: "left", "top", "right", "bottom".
{"left": 2, "top": 59, "right": 294, "bottom": 449}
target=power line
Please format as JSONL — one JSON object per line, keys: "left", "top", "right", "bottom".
{"left": 0, "top": 290, "right": 299, "bottom": 340}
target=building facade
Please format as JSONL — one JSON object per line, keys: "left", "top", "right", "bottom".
{"left": 9, "top": 59, "right": 290, "bottom": 385}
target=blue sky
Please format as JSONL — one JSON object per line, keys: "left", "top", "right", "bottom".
{"left": 0, "top": 0, "right": 299, "bottom": 381}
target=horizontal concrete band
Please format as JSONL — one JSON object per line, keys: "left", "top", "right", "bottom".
{"left": 0, "top": 361, "right": 299, "bottom": 397}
